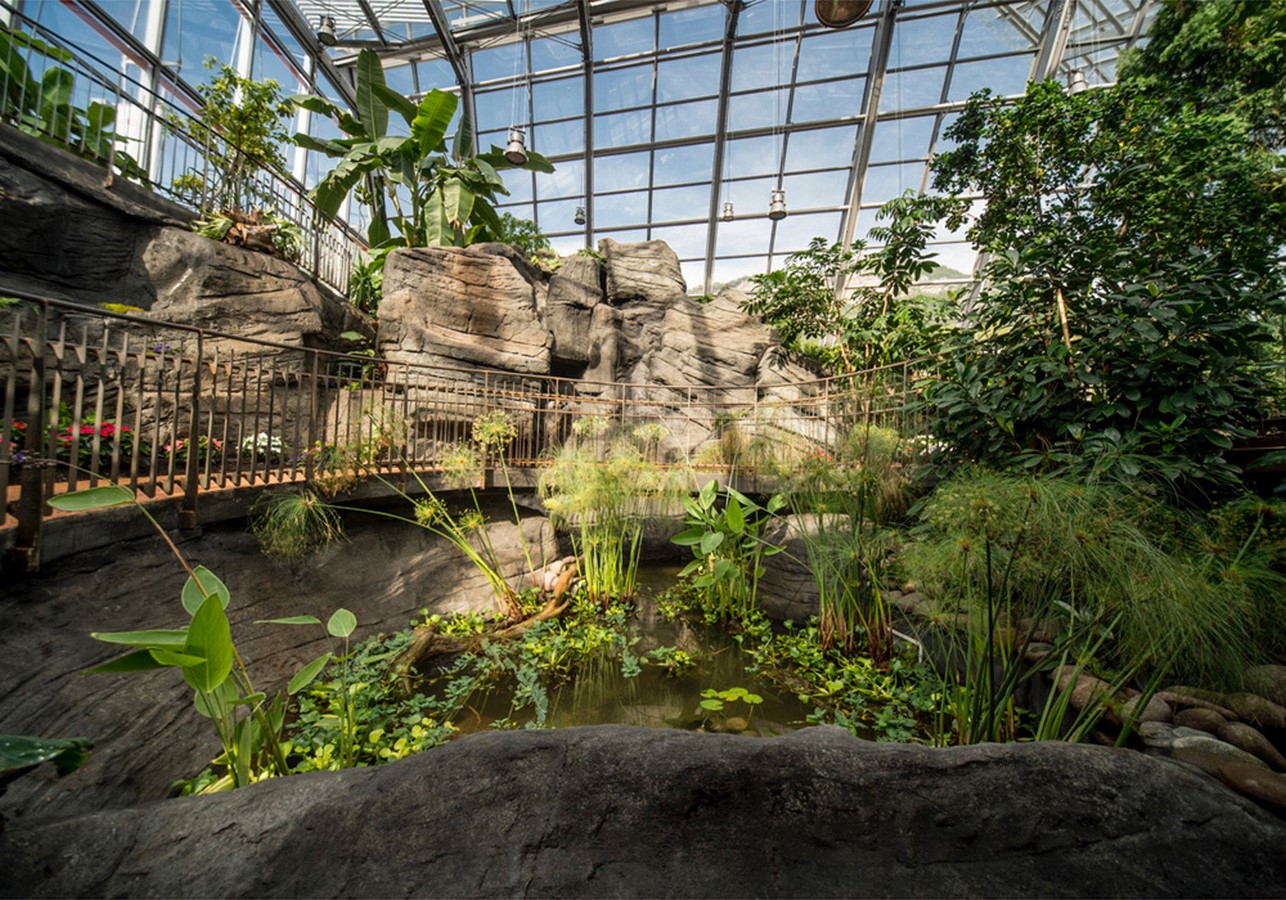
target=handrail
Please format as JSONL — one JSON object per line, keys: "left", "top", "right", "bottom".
{"left": 0, "top": 6, "right": 368, "bottom": 296}
{"left": 0, "top": 293, "right": 929, "bottom": 570}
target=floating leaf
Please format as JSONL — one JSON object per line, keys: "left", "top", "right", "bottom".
{"left": 699, "top": 698, "right": 724, "bottom": 711}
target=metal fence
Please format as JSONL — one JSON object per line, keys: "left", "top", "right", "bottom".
{"left": 1, "top": 295, "right": 930, "bottom": 565}
{"left": 0, "top": 8, "right": 365, "bottom": 297}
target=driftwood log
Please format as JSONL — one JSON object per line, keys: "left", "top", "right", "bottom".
{"left": 390, "top": 563, "right": 577, "bottom": 692}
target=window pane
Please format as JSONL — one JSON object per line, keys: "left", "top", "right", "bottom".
{"left": 890, "top": 14, "right": 961, "bottom": 69}
{"left": 650, "top": 223, "right": 707, "bottom": 258}
{"left": 475, "top": 90, "right": 517, "bottom": 133}
{"left": 594, "top": 108, "right": 652, "bottom": 148}
{"left": 796, "top": 29, "right": 873, "bottom": 82}
{"left": 729, "top": 88, "right": 789, "bottom": 132}
{"left": 731, "top": 42, "right": 787, "bottom": 92}
{"left": 651, "top": 184, "right": 711, "bottom": 222}
{"left": 716, "top": 216, "right": 772, "bottom": 256}
{"left": 880, "top": 65, "right": 947, "bottom": 112}
{"left": 773, "top": 211, "right": 843, "bottom": 253}
{"left": 537, "top": 198, "right": 584, "bottom": 231}
{"left": 791, "top": 78, "right": 865, "bottom": 124}
{"left": 533, "top": 76, "right": 583, "bottom": 120}
{"left": 595, "top": 151, "right": 651, "bottom": 193}
{"left": 711, "top": 256, "right": 768, "bottom": 287}
{"left": 656, "top": 54, "right": 721, "bottom": 103}
{"left": 958, "top": 8, "right": 1036, "bottom": 58}
{"left": 530, "top": 36, "right": 581, "bottom": 73}
{"left": 725, "top": 135, "right": 780, "bottom": 179}
{"left": 659, "top": 5, "right": 726, "bottom": 49}
{"left": 868, "top": 115, "right": 936, "bottom": 163}
{"left": 472, "top": 42, "right": 523, "bottom": 83}
{"left": 862, "top": 161, "right": 927, "bottom": 205}
{"left": 415, "top": 58, "right": 456, "bottom": 92}
{"left": 654, "top": 98, "right": 718, "bottom": 142}
{"left": 532, "top": 120, "right": 584, "bottom": 156}
{"left": 595, "top": 190, "right": 649, "bottom": 228}
{"left": 785, "top": 125, "right": 858, "bottom": 171}
{"left": 594, "top": 16, "right": 654, "bottom": 60}
{"left": 161, "top": 0, "right": 245, "bottom": 86}
{"left": 594, "top": 64, "right": 653, "bottom": 114}
{"left": 782, "top": 170, "right": 851, "bottom": 210}
{"left": 947, "top": 54, "right": 1034, "bottom": 101}
{"left": 737, "top": 0, "right": 801, "bottom": 37}
{"left": 653, "top": 143, "right": 713, "bottom": 186}
{"left": 537, "top": 158, "right": 584, "bottom": 200}
{"left": 725, "top": 177, "right": 775, "bottom": 213}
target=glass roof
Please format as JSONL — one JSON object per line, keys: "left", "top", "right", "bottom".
{"left": 15, "top": 0, "right": 1156, "bottom": 292}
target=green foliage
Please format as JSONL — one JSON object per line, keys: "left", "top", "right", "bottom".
{"left": 250, "top": 490, "right": 346, "bottom": 559}
{"left": 672, "top": 481, "right": 785, "bottom": 621}
{"left": 348, "top": 248, "right": 390, "bottom": 315}
{"left": 0, "top": 26, "right": 144, "bottom": 179}
{"left": 292, "top": 48, "right": 553, "bottom": 248}
{"left": 495, "top": 212, "right": 553, "bottom": 261}
{"left": 0, "top": 734, "right": 91, "bottom": 780}
{"left": 181, "top": 59, "right": 293, "bottom": 213}
{"left": 926, "top": 50, "right": 1286, "bottom": 488}
{"left": 540, "top": 420, "right": 690, "bottom": 605}
{"left": 899, "top": 470, "right": 1283, "bottom": 687}
{"left": 742, "top": 192, "right": 965, "bottom": 373}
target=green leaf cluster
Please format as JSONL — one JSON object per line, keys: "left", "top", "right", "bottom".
{"left": 292, "top": 48, "right": 553, "bottom": 250}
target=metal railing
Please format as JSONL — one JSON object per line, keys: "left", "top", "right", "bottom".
{"left": 0, "top": 7, "right": 366, "bottom": 296}
{"left": 0, "top": 295, "right": 931, "bottom": 565}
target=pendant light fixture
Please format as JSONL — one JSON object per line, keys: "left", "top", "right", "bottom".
{"left": 768, "top": 190, "right": 787, "bottom": 221}
{"left": 506, "top": 18, "right": 530, "bottom": 166}
{"left": 721, "top": 201, "right": 734, "bottom": 222}
{"left": 574, "top": 206, "right": 586, "bottom": 226}
{"left": 1068, "top": 69, "right": 1088, "bottom": 94}
{"left": 317, "top": 15, "right": 337, "bottom": 46}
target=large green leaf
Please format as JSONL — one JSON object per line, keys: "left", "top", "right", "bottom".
{"left": 452, "top": 106, "right": 473, "bottom": 162}
{"left": 257, "top": 615, "right": 323, "bottom": 626}
{"left": 148, "top": 648, "right": 208, "bottom": 667}
{"left": 0, "top": 734, "right": 91, "bottom": 777}
{"left": 412, "top": 90, "right": 457, "bottom": 156}
{"left": 289, "top": 94, "right": 342, "bottom": 117}
{"left": 47, "top": 485, "right": 133, "bottom": 511}
{"left": 442, "top": 179, "right": 474, "bottom": 228}
{"left": 181, "top": 594, "right": 233, "bottom": 694}
{"left": 371, "top": 83, "right": 417, "bottom": 126}
{"left": 354, "top": 48, "right": 389, "bottom": 139}
{"left": 287, "top": 652, "right": 332, "bottom": 695}
{"left": 421, "top": 190, "right": 454, "bottom": 246}
{"left": 192, "top": 680, "right": 237, "bottom": 719}
{"left": 182, "top": 565, "right": 230, "bottom": 615}
{"left": 38, "top": 67, "right": 74, "bottom": 112}
{"left": 327, "top": 608, "right": 357, "bottom": 639}
{"left": 725, "top": 496, "right": 745, "bottom": 535}
{"left": 468, "top": 195, "right": 503, "bottom": 240}
{"left": 670, "top": 527, "right": 705, "bottom": 547}
{"left": 84, "top": 649, "right": 168, "bottom": 674}
{"left": 699, "top": 531, "right": 726, "bottom": 555}
{"left": 292, "top": 132, "right": 350, "bottom": 156}
{"left": 90, "top": 628, "right": 188, "bottom": 650}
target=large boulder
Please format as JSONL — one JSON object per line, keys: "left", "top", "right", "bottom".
{"left": 3, "top": 726, "right": 1284, "bottom": 898}
{"left": 600, "top": 238, "right": 686, "bottom": 305}
{"left": 378, "top": 244, "right": 551, "bottom": 375}
{"left": 0, "top": 512, "right": 558, "bottom": 820}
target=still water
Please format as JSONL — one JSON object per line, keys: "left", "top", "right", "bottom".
{"left": 457, "top": 565, "right": 814, "bottom": 737}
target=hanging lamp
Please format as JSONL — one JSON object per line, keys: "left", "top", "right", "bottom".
{"left": 504, "top": 127, "right": 528, "bottom": 166}
{"left": 317, "top": 15, "right": 337, "bottom": 46}
{"left": 1068, "top": 70, "right": 1089, "bottom": 94}
{"left": 721, "top": 201, "right": 734, "bottom": 222}
{"left": 574, "top": 206, "right": 586, "bottom": 226}
{"left": 768, "top": 189, "right": 787, "bottom": 221}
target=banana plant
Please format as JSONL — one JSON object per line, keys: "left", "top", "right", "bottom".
{"left": 291, "top": 48, "right": 552, "bottom": 248}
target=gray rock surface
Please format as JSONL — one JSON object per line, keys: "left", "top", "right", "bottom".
{"left": 1139, "top": 722, "right": 1267, "bottom": 768}
{"left": 0, "top": 511, "right": 558, "bottom": 820}
{"left": 600, "top": 238, "right": 686, "bottom": 305}
{"left": 2, "top": 726, "right": 1284, "bottom": 898}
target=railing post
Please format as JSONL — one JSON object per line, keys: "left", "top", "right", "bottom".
{"left": 305, "top": 348, "right": 319, "bottom": 482}
{"left": 8, "top": 301, "right": 49, "bottom": 574}
{"left": 180, "top": 331, "right": 203, "bottom": 532}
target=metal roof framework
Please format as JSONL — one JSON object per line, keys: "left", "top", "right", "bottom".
{"left": 15, "top": 0, "right": 1155, "bottom": 293}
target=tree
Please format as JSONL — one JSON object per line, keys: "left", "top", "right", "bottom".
{"left": 923, "top": 5, "right": 1286, "bottom": 489}
{"left": 292, "top": 49, "right": 552, "bottom": 249}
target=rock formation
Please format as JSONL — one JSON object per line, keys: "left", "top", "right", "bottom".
{"left": 3, "top": 726, "right": 1284, "bottom": 898}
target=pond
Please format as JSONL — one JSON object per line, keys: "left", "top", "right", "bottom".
{"left": 454, "top": 565, "right": 815, "bottom": 737}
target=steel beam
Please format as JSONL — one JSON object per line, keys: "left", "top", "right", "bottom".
{"left": 700, "top": 1, "right": 742, "bottom": 295}
{"left": 355, "top": 0, "right": 389, "bottom": 45}
{"left": 577, "top": 0, "right": 595, "bottom": 246}
{"left": 264, "top": 0, "right": 357, "bottom": 105}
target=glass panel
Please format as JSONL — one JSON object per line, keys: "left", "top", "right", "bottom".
{"left": 383, "top": 63, "right": 416, "bottom": 96}
{"left": 773, "top": 211, "right": 843, "bottom": 253}
{"left": 654, "top": 98, "right": 718, "bottom": 142}
{"left": 472, "top": 42, "right": 523, "bottom": 84}
{"left": 880, "top": 65, "right": 947, "bottom": 112}
{"left": 259, "top": 4, "right": 310, "bottom": 83}
{"left": 791, "top": 77, "right": 865, "bottom": 124}
{"left": 537, "top": 198, "right": 584, "bottom": 231}
{"left": 474, "top": 89, "right": 517, "bottom": 133}
{"left": 680, "top": 261, "right": 704, "bottom": 289}
{"left": 725, "top": 135, "right": 780, "bottom": 179}
{"left": 785, "top": 125, "right": 858, "bottom": 171}
{"left": 595, "top": 64, "right": 654, "bottom": 113}
{"left": 782, "top": 170, "right": 851, "bottom": 210}
{"left": 930, "top": 111, "right": 960, "bottom": 154}
{"left": 549, "top": 235, "right": 587, "bottom": 256}
{"left": 596, "top": 227, "right": 649, "bottom": 244}
{"left": 594, "top": 108, "right": 652, "bottom": 148}
{"left": 532, "top": 120, "right": 583, "bottom": 156}
{"left": 862, "top": 161, "right": 928, "bottom": 205}
{"left": 711, "top": 256, "right": 768, "bottom": 287}
{"left": 889, "top": 14, "right": 961, "bottom": 69}
{"left": 947, "top": 54, "right": 1034, "bottom": 101}
{"left": 731, "top": 42, "right": 787, "bottom": 93}
{"left": 595, "top": 151, "right": 651, "bottom": 193}
{"left": 595, "top": 190, "right": 650, "bottom": 229}
{"left": 851, "top": 205, "right": 881, "bottom": 245}
{"left": 651, "top": 184, "right": 712, "bottom": 222}
{"left": 161, "top": 0, "right": 245, "bottom": 85}
{"left": 92, "top": 0, "right": 148, "bottom": 43}
{"left": 593, "top": 16, "right": 655, "bottom": 60}
{"left": 533, "top": 76, "right": 583, "bottom": 120}
{"left": 252, "top": 33, "right": 304, "bottom": 92}
{"left": 796, "top": 29, "right": 873, "bottom": 82}
{"left": 659, "top": 6, "right": 726, "bottom": 49}
{"left": 500, "top": 170, "right": 534, "bottom": 205}
{"left": 729, "top": 88, "right": 789, "bottom": 132}
{"left": 656, "top": 54, "right": 721, "bottom": 103}
{"left": 537, "top": 158, "right": 584, "bottom": 200}
{"left": 725, "top": 177, "right": 776, "bottom": 216}
{"left": 649, "top": 223, "right": 707, "bottom": 258}
{"left": 495, "top": 202, "right": 535, "bottom": 222}
{"left": 653, "top": 142, "right": 713, "bottom": 186}
{"left": 415, "top": 59, "right": 456, "bottom": 92}
{"left": 958, "top": 7, "right": 1038, "bottom": 58}
{"left": 530, "top": 36, "right": 581, "bottom": 73}
{"left": 737, "top": 0, "right": 801, "bottom": 36}
{"left": 868, "top": 115, "right": 936, "bottom": 163}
